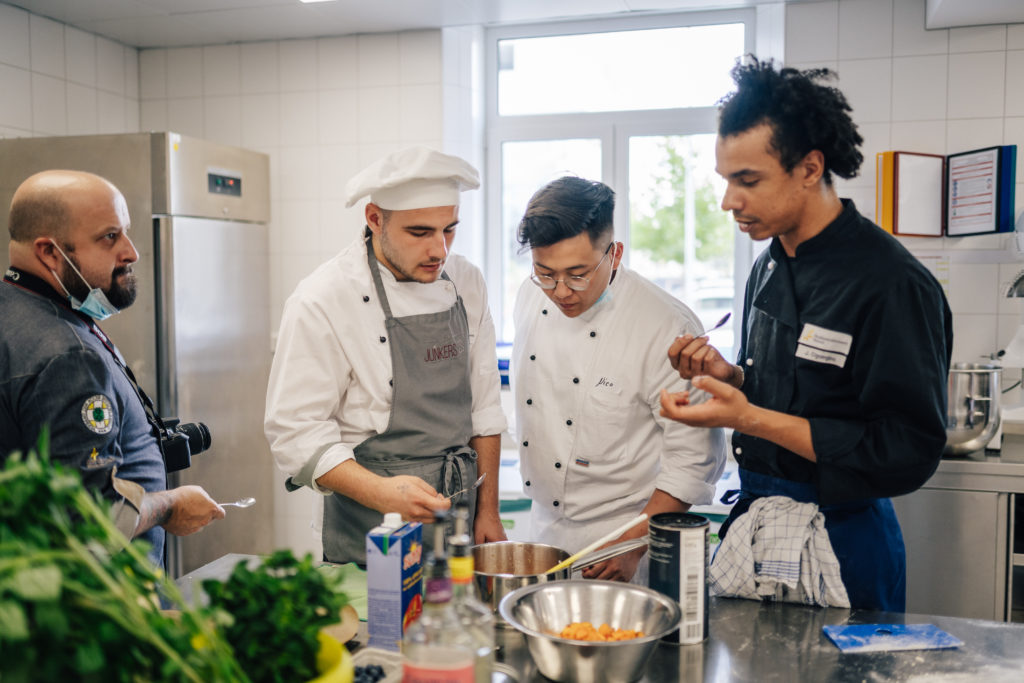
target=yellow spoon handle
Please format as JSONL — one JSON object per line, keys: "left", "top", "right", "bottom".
{"left": 547, "top": 513, "right": 649, "bottom": 574}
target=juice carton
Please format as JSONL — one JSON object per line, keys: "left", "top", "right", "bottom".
{"left": 366, "top": 513, "right": 424, "bottom": 651}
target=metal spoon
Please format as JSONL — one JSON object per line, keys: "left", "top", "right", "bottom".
{"left": 704, "top": 311, "right": 731, "bottom": 334}
{"left": 221, "top": 497, "right": 256, "bottom": 509}
{"left": 679, "top": 311, "right": 731, "bottom": 339}
{"left": 446, "top": 473, "right": 486, "bottom": 500}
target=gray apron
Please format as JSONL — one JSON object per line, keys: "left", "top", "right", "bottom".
{"left": 322, "top": 236, "right": 478, "bottom": 564}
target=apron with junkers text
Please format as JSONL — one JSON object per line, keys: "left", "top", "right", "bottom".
{"left": 322, "top": 236, "right": 478, "bottom": 564}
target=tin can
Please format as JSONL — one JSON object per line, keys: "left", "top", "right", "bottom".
{"left": 647, "top": 512, "right": 708, "bottom": 644}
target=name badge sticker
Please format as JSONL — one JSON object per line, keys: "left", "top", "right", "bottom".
{"left": 798, "top": 323, "right": 853, "bottom": 355}
{"left": 795, "top": 344, "right": 847, "bottom": 368}
{"left": 796, "top": 323, "right": 853, "bottom": 368}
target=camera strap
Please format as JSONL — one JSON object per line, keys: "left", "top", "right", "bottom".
{"left": 86, "top": 323, "right": 173, "bottom": 451}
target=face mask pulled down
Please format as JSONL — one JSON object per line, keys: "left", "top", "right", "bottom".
{"left": 49, "top": 242, "right": 121, "bottom": 321}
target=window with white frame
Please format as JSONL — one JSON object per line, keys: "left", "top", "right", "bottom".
{"left": 485, "top": 10, "right": 756, "bottom": 361}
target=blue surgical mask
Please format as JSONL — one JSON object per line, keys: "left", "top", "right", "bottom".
{"left": 49, "top": 242, "right": 120, "bottom": 321}
{"left": 594, "top": 267, "right": 617, "bottom": 307}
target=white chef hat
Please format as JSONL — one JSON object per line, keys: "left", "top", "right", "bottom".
{"left": 343, "top": 146, "right": 480, "bottom": 210}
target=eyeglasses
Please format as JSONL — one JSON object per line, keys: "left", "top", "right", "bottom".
{"left": 530, "top": 242, "right": 614, "bottom": 292}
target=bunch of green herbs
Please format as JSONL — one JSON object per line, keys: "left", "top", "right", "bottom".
{"left": 0, "top": 432, "right": 246, "bottom": 683}
{"left": 203, "top": 550, "right": 349, "bottom": 683}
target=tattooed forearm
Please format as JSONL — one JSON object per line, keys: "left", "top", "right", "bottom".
{"left": 134, "top": 490, "right": 175, "bottom": 537}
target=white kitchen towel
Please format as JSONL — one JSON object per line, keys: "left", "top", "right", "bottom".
{"left": 709, "top": 495, "right": 850, "bottom": 608}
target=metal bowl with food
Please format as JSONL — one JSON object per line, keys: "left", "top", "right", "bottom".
{"left": 498, "top": 579, "right": 682, "bottom": 683}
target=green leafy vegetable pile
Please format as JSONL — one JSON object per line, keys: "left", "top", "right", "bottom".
{"left": 0, "top": 433, "right": 349, "bottom": 683}
{"left": 0, "top": 434, "right": 244, "bottom": 682}
{"left": 203, "top": 551, "right": 350, "bottom": 683}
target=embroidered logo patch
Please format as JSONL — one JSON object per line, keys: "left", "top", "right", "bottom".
{"left": 81, "top": 395, "right": 113, "bottom": 434}
{"left": 423, "top": 340, "right": 465, "bottom": 364}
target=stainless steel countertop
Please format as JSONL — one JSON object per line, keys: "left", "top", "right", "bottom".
{"left": 923, "top": 452, "right": 1024, "bottom": 493}
{"left": 178, "top": 554, "right": 1024, "bottom": 682}
{"left": 496, "top": 597, "right": 1024, "bottom": 682}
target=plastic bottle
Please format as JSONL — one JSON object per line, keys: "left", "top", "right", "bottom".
{"left": 401, "top": 512, "right": 475, "bottom": 683}
{"left": 447, "top": 503, "right": 495, "bottom": 682}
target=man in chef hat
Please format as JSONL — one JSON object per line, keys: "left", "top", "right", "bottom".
{"left": 512, "top": 176, "right": 726, "bottom": 583}
{"left": 265, "top": 146, "right": 507, "bottom": 564}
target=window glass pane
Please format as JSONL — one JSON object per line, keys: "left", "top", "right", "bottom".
{"left": 500, "top": 139, "right": 602, "bottom": 340}
{"left": 498, "top": 23, "right": 744, "bottom": 116}
{"left": 628, "top": 134, "right": 736, "bottom": 361}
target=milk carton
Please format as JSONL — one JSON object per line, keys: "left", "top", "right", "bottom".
{"left": 366, "top": 513, "right": 424, "bottom": 651}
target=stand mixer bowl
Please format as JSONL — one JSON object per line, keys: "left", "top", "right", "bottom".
{"left": 944, "top": 362, "right": 1001, "bottom": 456}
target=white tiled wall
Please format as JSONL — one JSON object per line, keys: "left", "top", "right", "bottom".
{"left": 138, "top": 30, "right": 465, "bottom": 341}
{"left": 0, "top": 5, "right": 139, "bottom": 138}
{"left": 441, "top": 25, "right": 486, "bottom": 267}
{"left": 787, "top": 0, "right": 1024, "bottom": 366}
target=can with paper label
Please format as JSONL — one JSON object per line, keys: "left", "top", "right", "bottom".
{"left": 648, "top": 512, "right": 708, "bottom": 644}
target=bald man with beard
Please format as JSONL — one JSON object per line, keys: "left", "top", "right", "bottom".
{"left": 0, "top": 170, "right": 223, "bottom": 567}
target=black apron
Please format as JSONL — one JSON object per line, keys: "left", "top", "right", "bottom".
{"left": 321, "top": 237, "right": 477, "bottom": 564}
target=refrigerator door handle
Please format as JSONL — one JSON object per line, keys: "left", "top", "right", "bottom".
{"left": 154, "top": 215, "right": 178, "bottom": 418}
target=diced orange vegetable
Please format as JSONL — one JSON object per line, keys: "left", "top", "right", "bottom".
{"left": 558, "top": 622, "right": 645, "bottom": 642}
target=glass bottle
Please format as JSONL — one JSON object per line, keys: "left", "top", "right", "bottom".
{"left": 402, "top": 513, "right": 475, "bottom": 683}
{"left": 448, "top": 503, "right": 495, "bottom": 682}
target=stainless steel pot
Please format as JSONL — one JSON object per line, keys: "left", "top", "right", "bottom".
{"left": 944, "top": 362, "right": 1001, "bottom": 456}
{"left": 472, "top": 539, "right": 648, "bottom": 620}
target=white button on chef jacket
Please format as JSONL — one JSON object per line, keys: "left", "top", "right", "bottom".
{"left": 511, "top": 265, "right": 726, "bottom": 557}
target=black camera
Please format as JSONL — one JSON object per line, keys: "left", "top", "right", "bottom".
{"left": 159, "top": 419, "right": 212, "bottom": 472}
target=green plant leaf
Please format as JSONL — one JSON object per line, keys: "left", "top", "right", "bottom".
{"left": 73, "top": 638, "right": 105, "bottom": 674}
{"left": 0, "top": 599, "right": 30, "bottom": 640}
{"left": 10, "top": 565, "right": 62, "bottom": 601}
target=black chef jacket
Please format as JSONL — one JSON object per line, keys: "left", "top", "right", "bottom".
{"left": 0, "top": 268, "right": 166, "bottom": 566}
{"left": 733, "top": 199, "right": 953, "bottom": 505}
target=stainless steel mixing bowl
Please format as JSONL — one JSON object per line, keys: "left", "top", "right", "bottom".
{"left": 944, "top": 362, "right": 1001, "bottom": 456}
{"left": 497, "top": 579, "right": 682, "bottom": 683}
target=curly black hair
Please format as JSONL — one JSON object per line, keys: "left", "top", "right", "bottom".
{"left": 517, "top": 176, "right": 615, "bottom": 250}
{"left": 718, "top": 56, "right": 863, "bottom": 185}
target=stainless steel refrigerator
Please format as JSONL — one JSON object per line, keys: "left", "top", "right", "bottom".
{"left": 0, "top": 132, "right": 275, "bottom": 576}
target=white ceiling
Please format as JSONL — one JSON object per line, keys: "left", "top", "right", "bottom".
{"left": 4, "top": 0, "right": 1021, "bottom": 49}
{"left": 3, "top": 0, "right": 776, "bottom": 48}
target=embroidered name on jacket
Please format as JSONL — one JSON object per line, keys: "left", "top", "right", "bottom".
{"left": 795, "top": 323, "right": 853, "bottom": 368}
{"left": 423, "top": 341, "right": 464, "bottom": 363}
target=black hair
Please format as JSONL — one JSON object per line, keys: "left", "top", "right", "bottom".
{"left": 517, "top": 176, "right": 615, "bottom": 250}
{"left": 718, "top": 56, "right": 863, "bottom": 185}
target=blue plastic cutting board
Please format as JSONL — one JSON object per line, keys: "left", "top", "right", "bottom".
{"left": 823, "top": 624, "right": 963, "bottom": 653}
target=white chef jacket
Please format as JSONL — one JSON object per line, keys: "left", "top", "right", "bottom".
{"left": 512, "top": 265, "right": 726, "bottom": 555}
{"left": 265, "top": 235, "right": 508, "bottom": 504}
